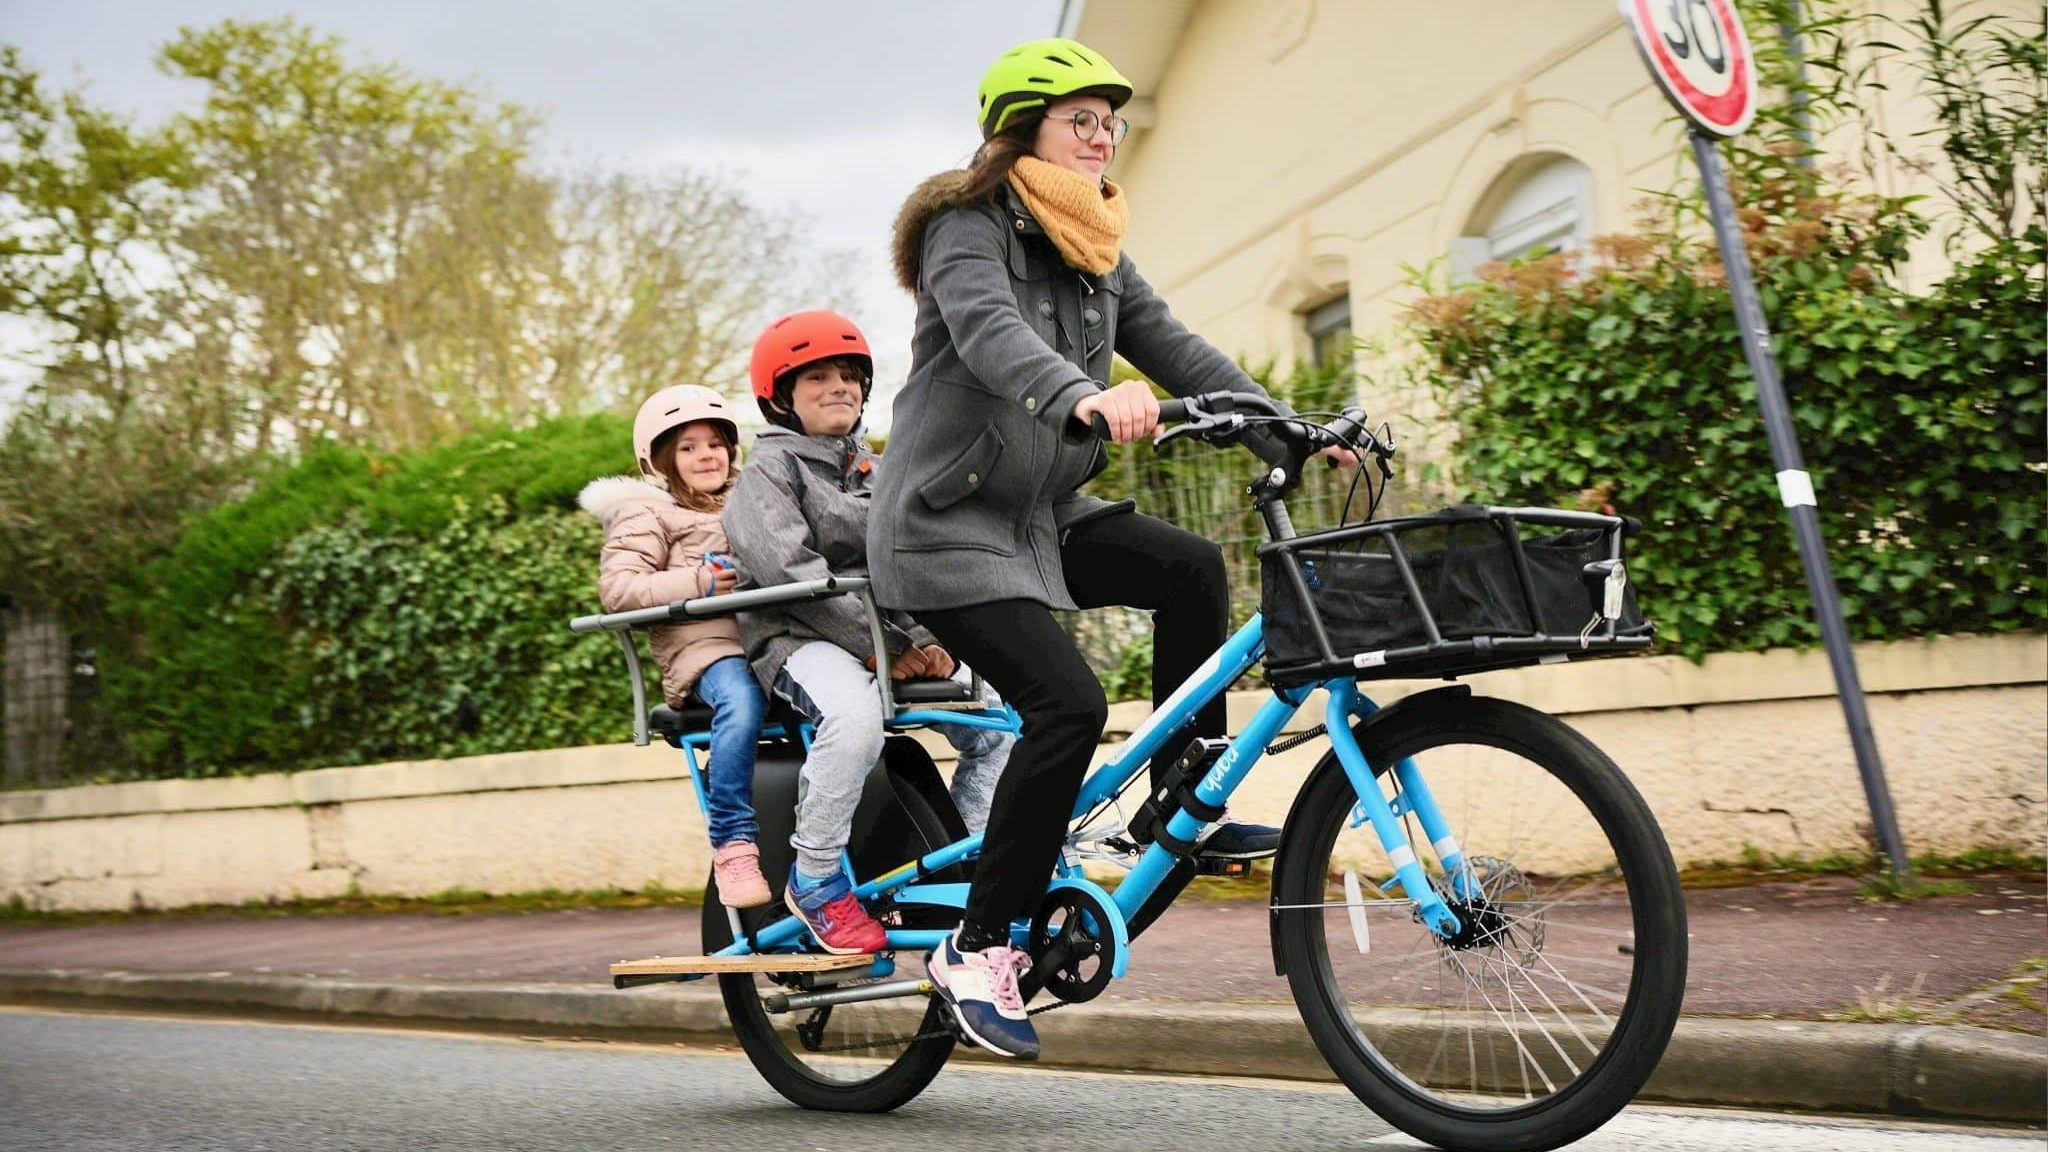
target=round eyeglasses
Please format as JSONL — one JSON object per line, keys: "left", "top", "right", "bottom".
{"left": 1046, "top": 109, "right": 1131, "bottom": 145}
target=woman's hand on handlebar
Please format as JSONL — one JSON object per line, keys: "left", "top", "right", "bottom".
{"left": 1315, "top": 443, "right": 1361, "bottom": 470}
{"left": 1071, "top": 380, "right": 1160, "bottom": 444}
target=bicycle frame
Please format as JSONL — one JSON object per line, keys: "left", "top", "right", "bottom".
{"left": 710, "top": 610, "right": 1470, "bottom": 966}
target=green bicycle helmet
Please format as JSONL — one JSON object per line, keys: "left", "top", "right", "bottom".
{"left": 978, "top": 37, "right": 1133, "bottom": 139}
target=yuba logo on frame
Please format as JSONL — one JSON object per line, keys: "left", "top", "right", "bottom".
{"left": 1201, "top": 745, "right": 1240, "bottom": 793}
{"left": 1620, "top": 0, "right": 1759, "bottom": 137}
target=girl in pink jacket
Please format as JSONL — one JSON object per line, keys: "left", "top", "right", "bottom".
{"left": 578, "top": 385, "right": 770, "bottom": 908}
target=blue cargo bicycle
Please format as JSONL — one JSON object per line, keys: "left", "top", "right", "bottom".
{"left": 572, "top": 391, "right": 1685, "bottom": 1152}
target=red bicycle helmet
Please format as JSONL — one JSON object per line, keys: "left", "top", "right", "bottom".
{"left": 749, "top": 310, "right": 873, "bottom": 402}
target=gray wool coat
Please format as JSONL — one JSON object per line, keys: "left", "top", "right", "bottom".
{"left": 722, "top": 424, "right": 928, "bottom": 691}
{"left": 868, "top": 172, "right": 1282, "bottom": 613}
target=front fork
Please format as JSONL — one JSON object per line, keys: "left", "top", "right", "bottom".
{"left": 1323, "top": 680, "right": 1474, "bottom": 940}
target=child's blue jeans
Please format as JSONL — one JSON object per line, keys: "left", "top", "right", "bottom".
{"left": 692, "top": 655, "right": 765, "bottom": 848}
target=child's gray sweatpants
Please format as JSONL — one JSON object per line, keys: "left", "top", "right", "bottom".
{"left": 773, "top": 641, "right": 1014, "bottom": 877}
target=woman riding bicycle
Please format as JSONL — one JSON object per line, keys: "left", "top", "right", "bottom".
{"left": 869, "top": 36, "right": 1353, "bottom": 1059}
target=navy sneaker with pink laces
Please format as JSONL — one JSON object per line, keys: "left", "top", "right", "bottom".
{"left": 927, "top": 927, "right": 1038, "bottom": 1059}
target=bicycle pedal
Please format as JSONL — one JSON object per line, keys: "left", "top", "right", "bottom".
{"left": 1193, "top": 857, "right": 1258, "bottom": 878}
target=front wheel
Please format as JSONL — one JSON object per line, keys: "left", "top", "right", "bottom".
{"left": 1273, "top": 692, "right": 1687, "bottom": 1152}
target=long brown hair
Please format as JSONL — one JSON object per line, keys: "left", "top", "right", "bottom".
{"left": 959, "top": 120, "right": 1039, "bottom": 202}
{"left": 649, "top": 421, "right": 740, "bottom": 514}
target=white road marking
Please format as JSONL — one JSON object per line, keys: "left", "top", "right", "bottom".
{"left": 1366, "top": 1109, "right": 2043, "bottom": 1150}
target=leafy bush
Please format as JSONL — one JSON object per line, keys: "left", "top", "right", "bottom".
{"left": 259, "top": 500, "right": 618, "bottom": 766}
{"left": 103, "top": 413, "right": 632, "bottom": 776}
{"left": 1405, "top": 169, "right": 2045, "bottom": 658}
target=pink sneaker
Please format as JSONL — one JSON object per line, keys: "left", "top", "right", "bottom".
{"left": 711, "top": 842, "right": 771, "bottom": 908}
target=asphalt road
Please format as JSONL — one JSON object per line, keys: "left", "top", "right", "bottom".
{"left": 0, "top": 1008, "right": 2038, "bottom": 1152}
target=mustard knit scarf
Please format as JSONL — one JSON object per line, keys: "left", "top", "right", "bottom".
{"left": 1008, "top": 156, "right": 1128, "bottom": 275}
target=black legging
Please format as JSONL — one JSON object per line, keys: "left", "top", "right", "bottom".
{"left": 915, "top": 510, "right": 1228, "bottom": 944}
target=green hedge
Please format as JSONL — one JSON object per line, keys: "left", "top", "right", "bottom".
{"left": 105, "top": 414, "right": 633, "bottom": 776}
{"left": 1406, "top": 183, "right": 2045, "bottom": 658}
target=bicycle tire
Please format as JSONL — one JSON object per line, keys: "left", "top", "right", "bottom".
{"left": 703, "top": 757, "right": 959, "bottom": 1113}
{"left": 1272, "top": 692, "right": 1686, "bottom": 1152}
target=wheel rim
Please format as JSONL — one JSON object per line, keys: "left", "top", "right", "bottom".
{"left": 1296, "top": 729, "right": 1663, "bottom": 1114}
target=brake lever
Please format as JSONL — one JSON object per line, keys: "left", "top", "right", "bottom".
{"left": 1153, "top": 408, "right": 1241, "bottom": 449}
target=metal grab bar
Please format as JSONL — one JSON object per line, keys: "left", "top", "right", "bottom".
{"left": 569, "top": 575, "right": 986, "bottom": 746}
{"left": 570, "top": 576, "right": 865, "bottom": 634}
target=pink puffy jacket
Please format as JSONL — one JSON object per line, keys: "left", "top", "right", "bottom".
{"left": 578, "top": 476, "right": 746, "bottom": 706}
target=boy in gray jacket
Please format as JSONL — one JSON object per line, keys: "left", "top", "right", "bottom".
{"left": 723, "top": 309, "right": 1012, "bottom": 954}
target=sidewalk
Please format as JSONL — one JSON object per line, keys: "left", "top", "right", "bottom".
{"left": 2, "top": 875, "right": 2042, "bottom": 1123}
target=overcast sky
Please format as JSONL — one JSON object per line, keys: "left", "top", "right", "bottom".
{"left": 0, "top": 0, "right": 1068, "bottom": 420}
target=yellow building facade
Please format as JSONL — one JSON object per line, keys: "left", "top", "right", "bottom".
{"left": 1066, "top": 0, "right": 2024, "bottom": 419}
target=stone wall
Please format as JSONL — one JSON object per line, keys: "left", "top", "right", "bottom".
{"left": 3, "top": 634, "right": 2040, "bottom": 912}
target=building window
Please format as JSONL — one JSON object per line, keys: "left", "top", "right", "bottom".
{"left": 1453, "top": 155, "right": 1596, "bottom": 279}
{"left": 1303, "top": 295, "right": 1352, "bottom": 370}
{"left": 1484, "top": 155, "right": 1594, "bottom": 261}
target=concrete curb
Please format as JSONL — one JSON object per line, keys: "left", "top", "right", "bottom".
{"left": 3, "top": 968, "right": 2041, "bottom": 1124}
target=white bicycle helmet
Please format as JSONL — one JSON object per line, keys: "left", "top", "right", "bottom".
{"left": 633, "top": 385, "right": 738, "bottom": 480}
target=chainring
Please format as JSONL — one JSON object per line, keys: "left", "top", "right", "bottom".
{"left": 1023, "top": 884, "right": 1120, "bottom": 1004}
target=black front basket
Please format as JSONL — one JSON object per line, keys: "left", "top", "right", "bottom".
{"left": 1258, "top": 504, "right": 1654, "bottom": 686}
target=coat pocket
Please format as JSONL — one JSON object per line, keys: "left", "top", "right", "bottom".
{"left": 917, "top": 423, "right": 1005, "bottom": 512}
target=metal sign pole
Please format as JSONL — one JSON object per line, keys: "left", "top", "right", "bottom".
{"left": 1687, "top": 128, "right": 1912, "bottom": 882}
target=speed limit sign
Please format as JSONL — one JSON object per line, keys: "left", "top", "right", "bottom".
{"left": 1620, "top": 0, "right": 1758, "bottom": 137}
{"left": 1619, "top": 0, "right": 1915, "bottom": 880}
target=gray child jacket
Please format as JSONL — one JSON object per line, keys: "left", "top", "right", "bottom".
{"left": 722, "top": 424, "right": 929, "bottom": 691}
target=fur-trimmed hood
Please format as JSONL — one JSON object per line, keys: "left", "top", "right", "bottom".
{"left": 579, "top": 474, "right": 743, "bottom": 706}
{"left": 891, "top": 169, "right": 981, "bottom": 294}
{"left": 577, "top": 475, "right": 675, "bottom": 529}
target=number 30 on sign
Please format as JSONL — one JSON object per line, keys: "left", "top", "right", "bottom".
{"left": 1619, "top": 0, "right": 1759, "bottom": 137}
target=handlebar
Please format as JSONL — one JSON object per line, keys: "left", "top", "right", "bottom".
{"left": 1083, "top": 393, "right": 1248, "bottom": 439}
{"left": 1084, "top": 390, "right": 1395, "bottom": 501}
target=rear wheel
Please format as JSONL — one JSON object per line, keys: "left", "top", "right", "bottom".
{"left": 704, "top": 756, "right": 962, "bottom": 1112}
{"left": 1273, "top": 693, "right": 1686, "bottom": 1152}
{"left": 704, "top": 884, "right": 954, "bottom": 1111}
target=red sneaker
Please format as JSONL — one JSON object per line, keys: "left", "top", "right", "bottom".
{"left": 785, "top": 866, "right": 888, "bottom": 954}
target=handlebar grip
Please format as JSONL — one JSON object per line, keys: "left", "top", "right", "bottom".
{"left": 1087, "top": 397, "right": 1192, "bottom": 440}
